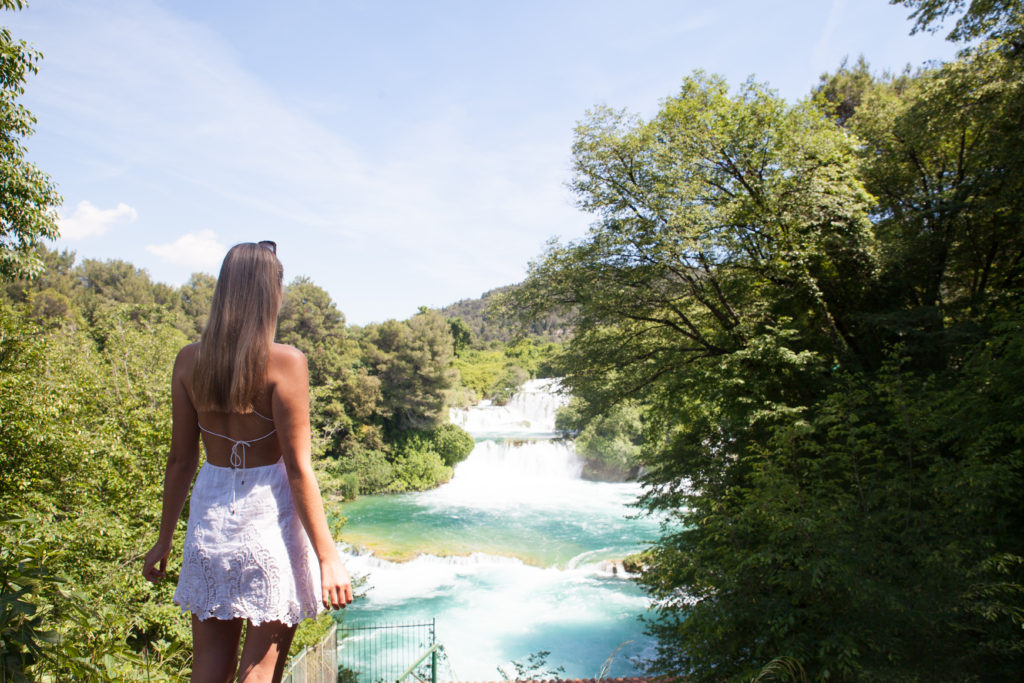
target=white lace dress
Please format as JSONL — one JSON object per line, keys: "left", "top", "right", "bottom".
{"left": 173, "top": 458, "right": 322, "bottom": 625}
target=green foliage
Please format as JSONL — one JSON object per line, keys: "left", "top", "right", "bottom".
{"left": 1, "top": 516, "right": 64, "bottom": 680}
{"left": 362, "top": 310, "right": 457, "bottom": 430}
{"left": 557, "top": 398, "right": 643, "bottom": 480}
{"left": 812, "top": 55, "right": 881, "bottom": 127}
{"left": 278, "top": 277, "right": 383, "bottom": 456}
{"left": 447, "top": 316, "right": 473, "bottom": 356}
{"left": 849, "top": 44, "right": 1024, "bottom": 344}
{"left": 390, "top": 448, "right": 452, "bottom": 492}
{"left": 330, "top": 448, "right": 395, "bottom": 496}
{"left": 892, "top": 0, "right": 1024, "bottom": 48}
{"left": 489, "top": 365, "right": 528, "bottom": 405}
{"left": 177, "top": 272, "right": 215, "bottom": 338}
{"left": 451, "top": 348, "right": 507, "bottom": 399}
{"left": 337, "top": 472, "right": 360, "bottom": 501}
{"left": 328, "top": 423, "right": 473, "bottom": 496}
{"left": 394, "top": 423, "right": 475, "bottom": 468}
{"left": 509, "top": 38, "right": 1024, "bottom": 679}
{"left": 0, "top": 299, "right": 193, "bottom": 679}
{"left": 0, "top": 3, "right": 60, "bottom": 282}
{"left": 289, "top": 612, "right": 335, "bottom": 656}
{"left": 439, "top": 286, "right": 573, "bottom": 343}
{"left": 452, "top": 337, "right": 562, "bottom": 403}
{"left": 428, "top": 423, "right": 476, "bottom": 466}
{"left": 278, "top": 276, "right": 356, "bottom": 384}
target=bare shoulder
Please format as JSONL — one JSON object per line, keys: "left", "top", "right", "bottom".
{"left": 268, "top": 343, "right": 308, "bottom": 377}
{"left": 173, "top": 342, "right": 199, "bottom": 377}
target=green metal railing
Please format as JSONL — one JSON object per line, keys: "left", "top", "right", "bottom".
{"left": 338, "top": 620, "right": 440, "bottom": 683}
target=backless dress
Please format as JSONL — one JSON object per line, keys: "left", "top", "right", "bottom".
{"left": 172, "top": 411, "right": 322, "bottom": 625}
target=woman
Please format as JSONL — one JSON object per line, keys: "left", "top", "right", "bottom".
{"left": 143, "top": 241, "right": 353, "bottom": 683}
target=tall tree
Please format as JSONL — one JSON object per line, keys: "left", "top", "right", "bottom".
{"left": 363, "top": 310, "right": 457, "bottom": 430}
{"left": 178, "top": 271, "right": 216, "bottom": 337}
{"left": 276, "top": 276, "right": 381, "bottom": 454}
{"left": 509, "top": 56, "right": 1024, "bottom": 679}
{"left": 0, "top": 0, "right": 60, "bottom": 281}
{"left": 851, "top": 45, "right": 1024, "bottom": 335}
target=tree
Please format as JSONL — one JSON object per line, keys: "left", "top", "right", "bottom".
{"left": 813, "top": 55, "right": 889, "bottom": 127}
{"left": 178, "top": 272, "right": 216, "bottom": 337}
{"left": 447, "top": 316, "right": 473, "bottom": 356}
{"left": 892, "top": 0, "right": 1024, "bottom": 49}
{"left": 276, "top": 276, "right": 381, "bottom": 455}
{"left": 363, "top": 310, "right": 457, "bottom": 430}
{"left": 76, "top": 259, "right": 165, "bottom": 306}
{"left": 849, "top": 44, "right": 1024, "bottom": 339}
{"left": 514, "top": 72, "right": 874, "bottom": 414}
{"left": 277, "top": 276, "right": 354, "bottom": 384}
{"left": 557, "top": 397, "right": 643, "bottom": 480}
{"left": 508, "top": 61, "right": 1024, "bottom": 679}
{"left": 0, "top": 1, "right": 60, "bottom": 281}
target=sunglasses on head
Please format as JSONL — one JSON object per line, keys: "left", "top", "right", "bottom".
{"left": 258, "top": 240, "right": 277, "bottom": 255}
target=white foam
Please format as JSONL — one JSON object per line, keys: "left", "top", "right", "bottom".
{"left": 339, "top": 545, "right": 652, "bottom": 679}
{"left": 450, "top": 378, "right": 569, "bottom": 436}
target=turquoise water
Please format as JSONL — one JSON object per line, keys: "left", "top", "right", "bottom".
{"left": 336, "top": 381, "right": 660, "bottom": 679}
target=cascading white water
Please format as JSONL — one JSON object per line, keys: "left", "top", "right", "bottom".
{"left": 339, "top": 378, "right": 658, "bottom": 678}
{"left": 449, "top": 377, "right": 568, "bottom": 436}
{"left": 423, "top": 439, "right": 584, "bottom": 508}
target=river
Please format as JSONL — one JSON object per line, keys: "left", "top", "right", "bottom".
{"left": 337, "top": 379, "right": 660, "bottom": 679}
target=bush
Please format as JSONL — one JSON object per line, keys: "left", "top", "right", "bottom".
{"left": 338, "top": 473, "right": 360, "bottom": 501}
{"left": 339, "top": 448, "right": 394, "bottom": 496}
{"left": 430, "top": 423, "right": 475, "bottom": 466}
{"left": 392, "top": 424, "right": 475, "bottom": 468}
{"left": 289, "top": 612, "right": 336, "bottom": 656}
{"left": 390, "top": 449, "right": 452, "bottom": 492}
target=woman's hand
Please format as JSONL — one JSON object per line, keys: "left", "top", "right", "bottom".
{"left": 320, "top": 556, "right": 354, "bottom": 610}
{"left": 142, "top": 539, "right": 172, "bottom": 583}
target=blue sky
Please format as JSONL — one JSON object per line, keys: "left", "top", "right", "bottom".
{"left": 8, "top": 0, "right": 957, "bottom": 325}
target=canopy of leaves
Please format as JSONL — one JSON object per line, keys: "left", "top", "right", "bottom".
{"left": 509, "top": 47, "right": 1024, "bottom": 680}
{"left": 0, "top": 1, "right": 60, "bottom": 282}
{"left": 892, "top": 0, "right": 1024, "bottom": 49}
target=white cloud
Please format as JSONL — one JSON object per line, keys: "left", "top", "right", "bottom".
{"left": 57, "top": 200, "right": 138, "bottom": 239}
{"left": 146, "top": 230, "right": 227, "bottom": 272}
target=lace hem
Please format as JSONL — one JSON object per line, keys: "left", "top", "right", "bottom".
{"left": 174, "top": 597, "right": 321, "bottom": 627}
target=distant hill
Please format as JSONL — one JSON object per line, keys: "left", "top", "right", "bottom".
{"left": 439, "top": 285, "right": 573, "bottom": 343}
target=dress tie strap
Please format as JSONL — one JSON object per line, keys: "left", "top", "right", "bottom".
{"left": 197, "top": 423, "right": 276, "bottom": 515}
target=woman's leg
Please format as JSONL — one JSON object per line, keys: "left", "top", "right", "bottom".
{"left": 191, "top": 615, "right": 243, "bottom": 683}
{"left": 236, "top": 619, "right": 298, "bottom": 683}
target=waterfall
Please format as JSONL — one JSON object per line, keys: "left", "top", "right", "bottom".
{"left": 430, "top": 378, "right": 585, "bottom": 506}
{"left": 338, "top": 377, "right": 659, "bottom": 678}
{"left": 449, "top": 377, "right": 569, "bottom": 436}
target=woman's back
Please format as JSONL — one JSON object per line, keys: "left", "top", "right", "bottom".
{"left": 177, "top": 342, "right": 309, "bottom": 469}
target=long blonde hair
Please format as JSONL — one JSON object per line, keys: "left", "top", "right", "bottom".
{"left": 192, "top": 242, "right": 283, "bottom": 413}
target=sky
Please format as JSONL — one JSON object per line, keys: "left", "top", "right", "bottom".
{"left": 7, "top": 0, "right": 958, "bottom": 325}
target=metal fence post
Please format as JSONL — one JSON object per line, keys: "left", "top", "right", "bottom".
{"left": 431, "top": 618, "right": 438, "bottom": 683}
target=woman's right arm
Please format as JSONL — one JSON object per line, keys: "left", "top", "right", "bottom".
{"left": 143, "top": 346, "right": 201, "bottom": 583}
